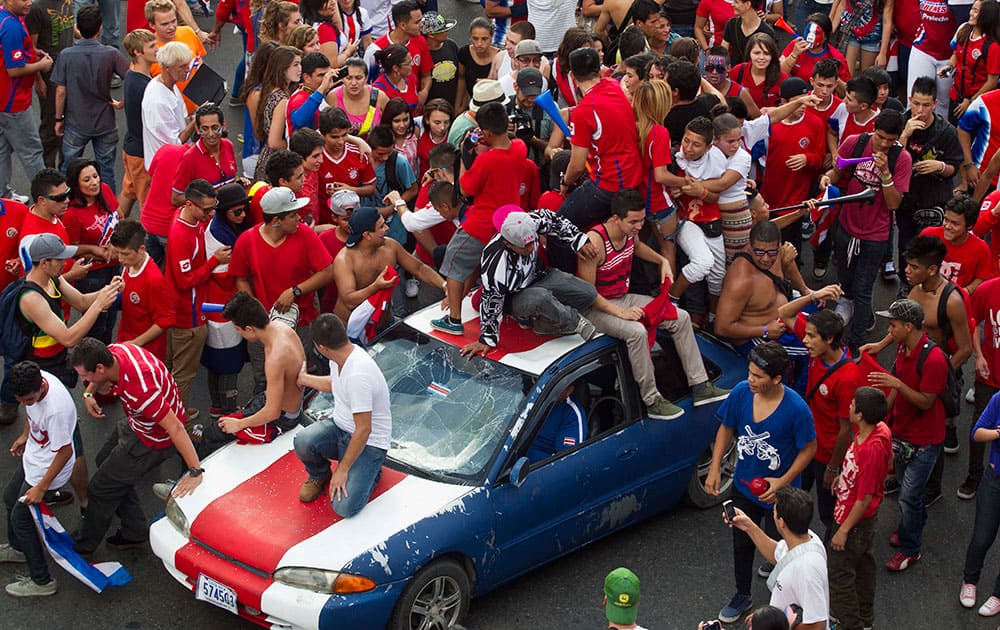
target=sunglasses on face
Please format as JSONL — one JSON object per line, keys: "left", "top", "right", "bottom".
{"left": 753, "top": 247, "right": 779, "bottom": 257}
{"left": 704, "top": 64, "right": 727, "bottom": 73}
{"left": 43, "top": 189, "right": 71, "bottom": 202}
{"left": 229, "top": 206, "right": 246, "bottom": 216}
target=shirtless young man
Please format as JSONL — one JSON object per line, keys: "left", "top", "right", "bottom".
{"left": 200, "top": 292, "right": 307, "bottom": 455}
{"left": 332, "top": 206, "right": 447, "bottom": 326}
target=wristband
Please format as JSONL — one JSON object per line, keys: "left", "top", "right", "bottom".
{"left": 826, "top": 465, "right": 840, "bottom": 474}
{"left": 55, "top": 115, "right": 65, "bottom": 122}
{"left": 762, "top": 324, "right": 768, "bottom": 338}
{"left": 82, "top": 392, "right": 93, "bottom": 399}
{"left": 964, "top": 162, "right": 976, "bottom": 170}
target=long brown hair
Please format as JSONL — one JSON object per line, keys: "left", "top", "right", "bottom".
{"left": 743, "top": 32, "right": 781, "bottom": 95}
{"left": 254, "top": 45, "right": 300, "bottom": 140}
{"left": 632, "top": 79, "right": 672, "bottom": 150}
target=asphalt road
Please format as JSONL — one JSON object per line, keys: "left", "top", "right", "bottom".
{"left": 2, "top": 2, "right": 999, "bottom": 629}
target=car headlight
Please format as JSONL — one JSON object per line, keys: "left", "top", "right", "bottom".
{"left": 273, "top": 567, "right": 376, "bottom": 594}
{"left": 165, "top": 496, "right": 190, "bottom": 538}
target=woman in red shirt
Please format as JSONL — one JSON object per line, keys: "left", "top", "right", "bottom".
{"left": 372, "top": 44, "right": 420, "bottom": 112}
{"left": 63, "top": 158, "right": 120, "bottom": 344}
{"left": 417, "top": 98, "right": 454, "bottom": 176}
{"left": 944, "top": 0, "right": 1000, "bottom": 121}
{"left": 729, "top": 32, "right": 787, "bottom": 109}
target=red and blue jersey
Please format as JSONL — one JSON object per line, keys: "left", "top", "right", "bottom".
{"left": 0, "top": 8, "right": 36, "bottom": 113}
{"left": 959, "top": 89, "right": 1000, "bottom": 171}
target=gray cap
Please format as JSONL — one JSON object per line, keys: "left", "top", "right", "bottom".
{"left": 886, "top": 299, "right": 924, "bottom": 327}
{"left": 516, "top": 67, "right": 544, "bottom": 96}
{"left": 500, "top": 212, "right": 537, "bottom": 248}
{"left": 21, "top": 233, "right": 77, "bottom": 263}
{"left": 260, "top": 186, "right": 310, "bottom": 215}
{"left": 330, "top": 189, "right": 360, "bottom": 216}
{"left": 514, "top": 39, "right": 543, "bottom": 58}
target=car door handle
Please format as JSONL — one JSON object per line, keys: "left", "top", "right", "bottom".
{"left": 617, "top": 446, "right": 638, "bottom": 460}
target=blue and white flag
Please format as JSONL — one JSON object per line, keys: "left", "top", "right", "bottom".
{"left": 28, "top": 503, "right": 132, "bottom": 593}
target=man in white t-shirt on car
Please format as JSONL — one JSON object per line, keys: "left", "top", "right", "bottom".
{"left": 726, "top": 486, "right": 830, "bottom": 629}
{"left": 0, "top": 361, "right": 77, "bottom": 597}
{"left": 295, "top": 313, "right": 392, "bottom": 518}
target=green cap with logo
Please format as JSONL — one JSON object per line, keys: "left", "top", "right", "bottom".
{"left": 604, "top": 567, "right": 640, "bottom": 625}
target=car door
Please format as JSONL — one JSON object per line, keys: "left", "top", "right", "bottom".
{"left": 488, "top": 345, "right": 648, "bottom": 584}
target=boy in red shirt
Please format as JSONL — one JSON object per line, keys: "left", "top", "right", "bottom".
{"left": 827, "top": 76, "right": 879, "bottom": 157}
{"left": 920, "top": 194, "right": 993, "bottom": 294}
{"left": 807, "top": 58, "right": 844, "bottom": 131}
{"left": 289, "top": 128, "right": 325, "bottom": 229}
{"left": 317, "top": 108, "right": 376, "bottom": 225}
{"left": 828, "top": 386, "right": 892, "bottom": 630}
{"left": 432, "top": 101, "right": 528, "bottom": 335}
{"left": 109, "top": 219, "right": 172, "bottom": 360}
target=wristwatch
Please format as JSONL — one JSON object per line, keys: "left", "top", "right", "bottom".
{"left": 292, "top": 285, "right": 302, "bottom": 298}
{"left": 187, "top": 467, "right": 205, "bottom": 477}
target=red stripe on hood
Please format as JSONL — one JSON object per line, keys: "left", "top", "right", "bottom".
{"left": 189, "top": 451, "right": 407, "bottom": 575}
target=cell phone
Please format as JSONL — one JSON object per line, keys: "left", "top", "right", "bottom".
{"left": 723, "top": 499, "right": 736, "bottom": 523}
{"left": 701, "top": 621, "right": 722, "bottom": 630}
{"left": 333, "top": 65, "right": 350, "bottom": 81}
{"left": 939, "top": 65, "right": 956, "bottom": 78}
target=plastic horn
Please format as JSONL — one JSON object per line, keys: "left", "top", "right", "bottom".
{"left": 535, "top": 90, "right": 571, "bottom": 138}
{"left": 202, "top": 303, "right": 225, "bottom": 313}
{"left": 768, "top": 187, "right": 876, "bottom": 214}
{"left": 774, "top": 16, "right": 799, "bottom": 37}
{"left": 836, "top": 155, "right": 876, "bottom": 169}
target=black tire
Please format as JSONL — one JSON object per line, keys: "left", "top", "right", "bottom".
{"left": 685, "top": 440, "right": 737, "bottom": 508}
{"left": 389, "top": 558, "right": 471, "bottom": 630}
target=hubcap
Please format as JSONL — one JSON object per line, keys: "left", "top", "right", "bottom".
{"left": 409, "top": 575, "right": 463, "bottom": 630}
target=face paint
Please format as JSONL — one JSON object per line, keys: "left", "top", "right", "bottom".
{"left": 805, "top": 22, "right": 824, "bottom": 47}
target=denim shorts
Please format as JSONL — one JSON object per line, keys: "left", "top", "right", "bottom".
{"left": 648, "top": 205, "right": 677, "bottom": 225}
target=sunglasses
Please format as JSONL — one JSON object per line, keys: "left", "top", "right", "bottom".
{"left": 704, "top": 64, "right": 727, "bottom": 73}
{"left": 43, "top": 189, "right": 72, "bottom": 202}
{"left": 188, "top": 200, "right": 218, "bottom": 212}
{"left": 228, "top": 206, "right": 246, "bottom": 216}
{"left": 753, "top": 247, "right": 779, "bottom": 257}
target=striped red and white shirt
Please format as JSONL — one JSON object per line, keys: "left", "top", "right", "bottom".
{"left": 109, "top": 343, "right": 186, "bottom": 449}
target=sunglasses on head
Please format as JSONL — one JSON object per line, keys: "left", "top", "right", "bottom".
{"left": 753, "top": 247, "right": 779, "bottom": 257}
{"left": 704, "top": 64, "right": 727, "bottom": 73}
{"left": 749, "top": 352, "right": 769, "bottom": 369}
{"left": 44, "top": 189, "right": 71, "bottom": 202}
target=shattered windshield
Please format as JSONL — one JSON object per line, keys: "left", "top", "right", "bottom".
{"left": 307, "top": 326, "right": 533, "bottom": 482}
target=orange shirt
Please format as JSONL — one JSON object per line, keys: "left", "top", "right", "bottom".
{"left": 150, "top": 26, "right": 207, "bottom": 114}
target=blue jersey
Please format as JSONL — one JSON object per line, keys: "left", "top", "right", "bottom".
{"left": 958, "top": 89, "right": 1000, "bottom": 167}
{"left": 528, "top": 398, "right": 586, "bottom": 463}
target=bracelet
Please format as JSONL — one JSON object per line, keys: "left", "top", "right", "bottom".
{"left": 82, "top": 392, "right": 93, "bottom": 399}
{"left": 55, "top": 115, "right": 65, "bottom": 122}
{"left": 940, "top": 161, "right": 947, "bottom": 174}
{"left": 699, "top": 187, "right": 709, "bottom": 200}
{"left": 762, "top": 324, "right": 768, "bottom": 338}
{"left": 964, "top": 162, "right": 976, "bottom": 170}
{"left": 826, "top": 464, "right": 840, "bottom": 474}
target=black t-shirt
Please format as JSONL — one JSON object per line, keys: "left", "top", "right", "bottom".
{"left": 123, "top": 70, "right": 151, "bottom": 158}
{"left": 665, "top": 98, "right": 716, "bottom": 150}
{"left": 458, "top": 45, "right": 493, "bottom": 92}
{"left": 428, "top": 39, "right": 460, "bottom": 105}
{"left": 900, "top": 113, "right": 964, "bottom": 210}
{"left": 26, "top": 0, "right": 75, "bottom": 59}
{"left": 666, "top": 0, "right": 700, "bottom": 26}
{"left": 723, "top": 17, "right": 775, "bottom": 65}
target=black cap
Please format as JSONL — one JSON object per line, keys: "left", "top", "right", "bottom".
{"left": 516, "top": 68, "right": 544, "bottom": 97}
{"left": 780, "top": 77, "right": 810, "bottom": 101}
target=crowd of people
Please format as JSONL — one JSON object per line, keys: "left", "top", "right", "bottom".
{"left": 3, "top": 0, "right": 1000, "bottom": 626}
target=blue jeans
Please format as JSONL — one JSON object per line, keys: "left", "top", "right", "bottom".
{"left": 0, "top": 107, "right": 45, "bottom": 197}
{"left": 963, "top": 465, "right": 1000, "bottom": 595}
{"left": 61, "top": 126, "right": 119, "bottom": 194}
{"left": 293, "top": 420, "right": 387, "bottom": 518}
{"left": 552, "top": 179, "right": 614, "bottom": 272}
{"left": 832, "top": 222, "right": 887, "bottom": 349}
{"left": 231, "top": 29, "right": 248, "bottom": 98}
{"left": 795, "top": 0, "right": 829, "bottom": 32}
{"left": 4, "top": 464, "right": 51, "bottom": 585}
{"left": 672, "top": 23, "right": 696, "bottom": 38}
{"left": 894, "top": 440, "right": 941, "bottom": 556}
{"left": 74, "top": 0, "right": 118, "bottom": 46}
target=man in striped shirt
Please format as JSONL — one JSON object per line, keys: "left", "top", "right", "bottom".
{"left": 70, "top": 338, "right": 204, "bottom": 555}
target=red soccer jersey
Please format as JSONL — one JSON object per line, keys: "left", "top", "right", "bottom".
{"left": 729, "top": 65, "right": 787, "bottom": 108}
{"left": 286, "top": 87, "right": 321, "bottom": 136}
{"left": 417, "top": 129, "right": 446, "bottom": 177}
{"left": 975, "top": 190, "right": 1000, "bottom": 275}
{"left": 372, "top": 71, "right": 419, "bottom": 111}
{"left": 972, "top": 277, "right": 1000, "bottom": 387}
{"left": 300, "top": 169, "right": 320, "bottom": 223}
{"left": 109, "top": 342, "right": 186, "bottom": 449}
{"left": 171, "top": 139, "right": 238, "bottom": 195}
{"left": 165, "top": 216, "right": 218, "bottom": 329}
{"left": 781, "top": 43, "right": 852, "bottom": 83}
{"left": 0, "top": 198, "right": 27, "bottom": 290}
{"left": 519, "top": 158, "right": 540, "bottom": 211}
{"left": 571, "top": 78, "right": 641, "bottom": 192}
{"left": 63, "top": 184, "right": 119, "bottom": 271}
{"left": 951, "top": 34, "right": 1000, "bottom": 101}
{"left": 372, "top": 33, "right": 433, "bottom": 79}
{"left": 761, "top": 112, "right": 827, "bottom": 211}
{"left": 807, "top": 92, "right": 843, "bottom": 123}
{"left": 833, "top": 421, "right": 892, "bottom": 523}
{"left": 458, "top": 139, "right": 529, "bottom": 244}
{"left": 640, "top": 125, "right": 674, "bottom": 213}
{"left": 143, "top": 143, "right": 186, "bottom": 237}
{"left": 919, "top": 225, "right": 993, "bottom": 288}
{"left": 318, "top": 228, "right": 347, "bottom": 313}
{"left": 228, "top": 224, "right": 333, "bottom": 326}
{"left": 913, "top": 0, "right": 958, "bottom": 60}
{"left": 318, "top": 145, "right": 376, "bottom": 225}
{"left": 0, "top": 9, "right": 37, "bottom": 113}
{"left": 118, "top": 254, "right": 172, "bottom": 360}
{"left": 696, "top": 0, "right": 735, "bottom": 47}
{"left": 891, "top": 333, "right": 948, "bottom": 445}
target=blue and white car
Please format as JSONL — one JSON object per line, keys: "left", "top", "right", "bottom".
{"left": 150, "top": 302, "right": 745, "bottom": 629}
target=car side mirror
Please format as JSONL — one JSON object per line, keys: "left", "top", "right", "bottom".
{"left": 510, "top": 456, "right": 530, "bottom": 488}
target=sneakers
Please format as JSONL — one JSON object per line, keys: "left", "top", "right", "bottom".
{"left": 43, "top": 489, "right": 73, "bottom": 506}
{"left": 0, "top": 544, "right": 25, "bottom": 563}
{"left": 719, "top": 592, "right": 753, "bottom": 623}
{"left": 105, "top": 530, "right": 147, "bottom": 550}
{"left": 299, "top": 477, "right": 329, "bottom": 503}
{"left": 5, "top": 576, "right": 56, "bottom": 597}
{"left": 885, "top": 552, "right": 920, "bottom": 571}
{"left": 967, "top": 386, "right": 976, "bottom": 404}
{"left": 961, "top": 583, "right": 977, "bottom": 608}
{"left": 944, "top": 425, "right": 959, "bottom": 454}
{"left": 153, "top": 480, "right": 176, "bottom": 501}
{"left": 0, "top": 402, "right": 17, "bottom": 425}
{"left": 646, "top": 395, "right": 684, "bottom": 420}
{"left": 209, "top": 407, "right": 225, "bottom": 421}
{"left": 882, "top": 261, "right": 899, "bottom": 281}
{"left": 801, "top": 219, "right": 815, "bottom": 239}
{"left": 430, "top": 316, "right": 464, "bottom": 336}
{"left": 757, "top": 562, "right": 774, "bottom": 578}
{"left": 404, "top": 278, "right": 420, "bottom": 298}
{"left": 924, "top": 490, "right": 943, "bottom": 507}
{"left": 186, "top": 407, "right": 201, "bottom": 422}
{"left": 228, "top": 95, "right": 244, "bottom": 107}
{"left": 693, "top": 382, "right": 730, "bottom": 407}
{"left": 980, "top": 595, "right": 1000, "bottom": 616}
{"left": 958, "top": 478, "right": 978, "bottom": 500}
{"left": 813, "top": 260, "right": 828, "bottom": 279}
{"left": 834, "top": 296, "right": 853, "bottom": 326}
{"left": 574, "top": 316, "right": 597, "bottom": 341}
{"left": 885, "top": 476, "right": 900, "bottom": 495}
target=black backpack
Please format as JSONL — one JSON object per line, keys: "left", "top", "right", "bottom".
{"left": 914, "top": 340, "right": 961, "bottom": 419}
{"left": 0, "top": 279, "right": 34, "bottom": 362}
{"left": 845, "top": 132, "right": 904, "bottom": 185}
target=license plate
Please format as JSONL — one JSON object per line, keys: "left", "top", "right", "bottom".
{"left": 195, "top": 574, "right": 238, "bottom": 615}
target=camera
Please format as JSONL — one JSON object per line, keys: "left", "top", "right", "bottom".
{"left": 509, "top": 110, "right": 535, "bottom": 141}
{"left": 723, "top": 499, "right": 736, "bottom": 523}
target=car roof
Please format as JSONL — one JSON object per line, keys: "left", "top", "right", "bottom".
{"left": 403, "top": 298, "right": 593, "bottom": 377}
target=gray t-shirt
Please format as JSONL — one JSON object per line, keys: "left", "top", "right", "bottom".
{"left": 49, "top": 39, "right": 129, "bottom": 135}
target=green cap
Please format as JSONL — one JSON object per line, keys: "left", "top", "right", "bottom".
{"left": 604, "top": 567, "right": 640, "bottom": 625}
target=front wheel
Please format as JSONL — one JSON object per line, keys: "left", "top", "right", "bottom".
{"left": 390, "top": 558, "right": 471, "bottom": 630}
{"left": 685, "top": 440, "right": 737, "bottom": 508}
